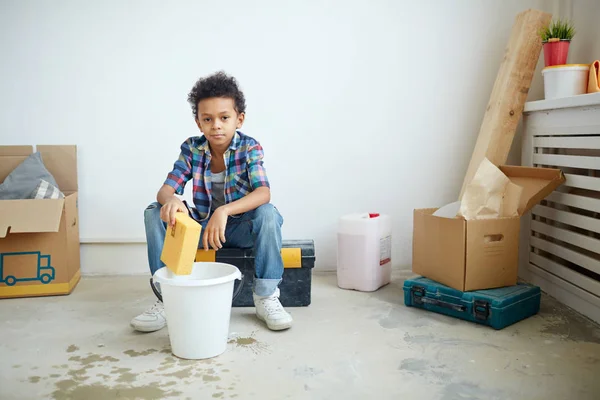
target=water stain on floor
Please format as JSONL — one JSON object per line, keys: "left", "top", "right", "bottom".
{"left": 228, "top": 334, "right": 268, "bottom": 354}
{"left": 18, "top": 340, "right": 243, "bottom": 399}
{"left": 124, "top": 348, "right": 158, "bottom": 357}
{"left": 68, "top": 354, "right": 120, "bottom": 365}
{"left": 229, "top": 337, "right": 257, "bottom": 346}
{"left": 66, "top": 345, "right": 79, "bottom": 353}
{"left": 52, "top": 382, "right": 182, "bottom": 400}
{"left": 203, "top": 374, "right": 221, "bottom": 382}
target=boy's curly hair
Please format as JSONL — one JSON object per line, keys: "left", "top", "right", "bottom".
{"left": 187, "top": 71, "right": 246, "bottom": 118}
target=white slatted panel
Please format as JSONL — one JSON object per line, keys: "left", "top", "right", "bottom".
{"left": 563, "top": 174, "right": 600, "bottom": 191}
{"left": 532, "top": 205, "right": 600, "bottom": 233}
{"left": 530, "top": 236, "right": 600, "bottom": 275}
{"left": 522, "top": 96, "right": 600, "bottom": 324}
{"left": 530, "top": 220, "right": 600, "bottom": 254}
{"left": 533, "top": 154, "right": 600, "bottom": 170}
{"left": 545, "top": 192, "right": 600, "bottom": 213}
{"left": 528, "top": 126, "right": 600, "bottom": 136}
{"left": 534, "top": 136, "right": 600, "bottom": 149}
{"left": 530, "top": 252, "right": 600, "bottom": 297}
{"left": 526, "top": 264, "right": 600, "bottom": 323}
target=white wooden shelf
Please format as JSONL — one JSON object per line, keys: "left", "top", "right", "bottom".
{"left": 524, "top": 92, "right": 600, "bottom": 113}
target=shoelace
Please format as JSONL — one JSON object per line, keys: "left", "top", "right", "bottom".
{"left": 260, "top": 297, "right": 284, "bottom": 315}
{"left": 144, "top": 301, "right": 163, "bottom": 315}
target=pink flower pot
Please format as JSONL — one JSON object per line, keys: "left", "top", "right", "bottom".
{"left": 543, "top": 40, "right": 570, "bottom": 67}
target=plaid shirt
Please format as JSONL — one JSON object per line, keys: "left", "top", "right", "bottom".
{"left": 164, "top": 131, "right": 270, "bottom": 221}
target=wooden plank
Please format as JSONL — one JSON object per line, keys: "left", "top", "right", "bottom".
{"left": 531, "top": 220, "right": 600, "bottom": 254}
{"left": 563, "top": 174, "right": 600, "bottom": 191}
{"left": 530, "top": 252, "right": 600, "bottom": 297}
{"left": 533, "top": 154, "right": 600, "bottom": 170}
{"left": 545, "top": 192, "right": 600, "bottom": 213}
{"left": 530, "top": 236, "right": 600, "bottom": 275}
{"left": 533, "top": 205, "right": 600, "bottom": 233}
{"left": 460, "top": 9, "right": 552, "bottom": 199}
{"left": 533, "top": 136, "right": 600, "bottom": 149}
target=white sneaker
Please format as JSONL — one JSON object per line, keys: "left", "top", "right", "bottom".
{"left": 253, "top": 288, "right": 293, "bottom": 331}
{"left": 130, "top": 301, "right": 166, "bottom": 332}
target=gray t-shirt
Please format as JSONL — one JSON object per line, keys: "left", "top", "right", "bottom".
{"left": 210, "top": 170, "right": 226, "bottom": 211}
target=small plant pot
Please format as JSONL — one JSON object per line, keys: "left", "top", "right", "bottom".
{"left": 543, "top": 39, "right": 571, "bottom": 67}
{"left": 541, "top": 64, "right": 589, "bottom": 100}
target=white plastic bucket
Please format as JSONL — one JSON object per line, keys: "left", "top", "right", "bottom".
{"left": 542, "top": 64, "right": 589, "bottom": 100}
{"left": 154, "top": 262, "right": 241, "bottom": 359}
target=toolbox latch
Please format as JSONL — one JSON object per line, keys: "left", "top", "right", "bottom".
{"left": 410, "top": 286, "right": 425, "bottom": 305}
{"left": 473, "top": 300, "right": 490, "bottom": 320}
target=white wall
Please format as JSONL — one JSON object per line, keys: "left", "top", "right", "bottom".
{"left": 1, "top": 0, "right": 599, "bottom": 274}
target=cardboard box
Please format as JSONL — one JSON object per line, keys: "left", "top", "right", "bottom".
{"left": 413, "top": 166, "right": 565, "bottom": 291}
{"left": 0, "top": 145, "right": 81, "bottom": 299}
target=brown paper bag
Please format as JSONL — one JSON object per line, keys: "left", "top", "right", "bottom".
{"left": 459, "top": 158, "right": 522, "bottom": 220}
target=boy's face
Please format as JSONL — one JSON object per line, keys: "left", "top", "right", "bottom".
{"left": 195, "top": 97, "right": 244, "bottom": 151}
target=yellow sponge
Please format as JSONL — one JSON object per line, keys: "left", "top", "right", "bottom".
{"left": 160, "top": 212, "right": 202, "bottom": 275}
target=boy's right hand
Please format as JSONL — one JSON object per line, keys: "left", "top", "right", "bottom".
{"left": 160, "top": 197, "right": 186, "bottom": 226}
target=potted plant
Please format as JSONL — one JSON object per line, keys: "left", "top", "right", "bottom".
{"left": 539, "top": 19, "right": 575, "bottom": 67}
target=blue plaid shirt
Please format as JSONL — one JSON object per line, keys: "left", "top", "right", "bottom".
{"left": 164, "top": 131, "right": 270, "bottom": 221}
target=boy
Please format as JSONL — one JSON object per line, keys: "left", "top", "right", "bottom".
{"left": 130, "top": 71, "right": 292, "bottom": 332}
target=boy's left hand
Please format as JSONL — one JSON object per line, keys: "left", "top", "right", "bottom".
{"left": 203, "top": 207, "right": 228, "bottom": 250}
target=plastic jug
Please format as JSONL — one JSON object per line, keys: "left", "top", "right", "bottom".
{"left": 336, "top": 213, "right": 392, "bottom": 291}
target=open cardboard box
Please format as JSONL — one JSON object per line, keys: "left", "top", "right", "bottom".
{"left": 0, "top": 145, "right": 81, "bottom": 299}
{"left": 412, "top": 166, "right": 565, "bottom": 292}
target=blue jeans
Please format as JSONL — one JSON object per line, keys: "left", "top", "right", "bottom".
{"left": 144, "top": 202, "right": 284, "bottom": 297}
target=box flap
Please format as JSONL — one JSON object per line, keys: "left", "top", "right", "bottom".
{"left": 499, "top": 166, "right": 566, "bottom": 215}
{"left": 37, "top": 145, "right": 78, "bottom": 192}
{"left": 0, "top": 146, "right": 78, "bottom": 193}
{"left": 0, "top": 146, "right": 33, "bottom": 182}
{"left": 0, "top": 199, "right": 64, "bottom": 238}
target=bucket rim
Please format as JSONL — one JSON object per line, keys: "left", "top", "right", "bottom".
{"left": 153, "top": 262, "right": 242, "bottom": 287}
{"left": 542, "top": 64, "right": 590, "bottom": 73}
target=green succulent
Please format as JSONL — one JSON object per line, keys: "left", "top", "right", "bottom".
{"left": 539, "top": 19, "right": 575, "bottom": 42}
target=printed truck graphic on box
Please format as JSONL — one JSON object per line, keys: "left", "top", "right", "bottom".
{"left": 0, "top": 252, "right": 55, "bottom": 286}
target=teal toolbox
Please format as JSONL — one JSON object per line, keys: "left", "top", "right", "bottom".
{"left": 403, "top": 276, "right": 541, "bottom": 330}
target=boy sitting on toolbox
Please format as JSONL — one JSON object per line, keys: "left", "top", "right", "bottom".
{"left": 130, "top": 71, "right": 292, "bottom": 332}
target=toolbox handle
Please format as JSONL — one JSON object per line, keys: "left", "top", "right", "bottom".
{"left": 411, "top": 286, "right": 466, "bottom": 313}
{"left": 421, "top": 297, "right": 466, "bottom": 313}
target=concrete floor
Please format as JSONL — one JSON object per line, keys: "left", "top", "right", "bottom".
{"left": 1, "top": 272, "right": 599, "bottom": 400}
